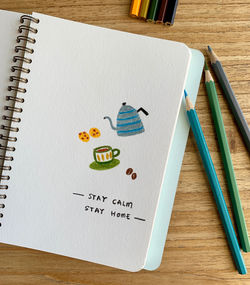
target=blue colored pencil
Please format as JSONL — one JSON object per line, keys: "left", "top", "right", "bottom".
{"left": 184, "top": 90, "right": 247, "bottom": 275}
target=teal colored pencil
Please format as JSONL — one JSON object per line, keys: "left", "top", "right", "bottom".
{"left": 185, "top": 90, "right": 247, "bottom": 275}
{"left": 205, "top": 63, "right": 250, "bottom": 253}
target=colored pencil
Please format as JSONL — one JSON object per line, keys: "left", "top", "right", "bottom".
{"left": 164, "top": 0, "right": 178, "bottom": 25}
{"left": 130, "top": 0, "right": 142, "bottom": 18}
{"left": 205, "top": 63, "right": 250, "bottom": 253}
{"left": 207, "top": 46, "right": 250, "bottom": 152}
{"left": 147, "top": 0, "right": 161, "bottom": 22}
{"left": 156, "top": 0, "right": 168, "bottom": 23}
{"left": 185, "top": 90, "right": 247, "bottom": 275}
{"left": 139, "top": 0, "right": 151, "bottom": 19}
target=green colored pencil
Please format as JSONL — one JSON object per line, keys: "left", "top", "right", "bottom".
{"left": 204, "top": 62, "right": 250, "bottom": 252}
{"left": 147, "top": 0, "right": 161, "bottom": 22}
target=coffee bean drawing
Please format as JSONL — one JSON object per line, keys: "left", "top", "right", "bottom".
{"left": 131, "top": 173, "right": 137, "bottom": 180}
{"left": 126, "top": 168, "right": 133, "bottom": 175}
{"left": 125, "top": 168, "right": 137, "bottom": 180}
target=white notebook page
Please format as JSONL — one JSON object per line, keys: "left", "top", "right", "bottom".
{"left": 1, "top": 12, "right": 191, "bottom": 271}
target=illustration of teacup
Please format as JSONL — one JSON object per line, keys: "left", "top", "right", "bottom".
{"left": 93, "top": 145, "right": 120, "bottom": 164}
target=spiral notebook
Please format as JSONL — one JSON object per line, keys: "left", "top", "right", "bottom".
{"left": 0, "top": 10, "right": 203, "bottom": 271}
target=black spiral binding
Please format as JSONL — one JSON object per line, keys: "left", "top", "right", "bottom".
{"left": 0, "top": 15, "right": 39, "bottom": 226}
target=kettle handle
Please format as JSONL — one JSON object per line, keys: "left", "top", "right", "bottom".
{"left": 137, "top": 107, "right": 149, "bottom": 116}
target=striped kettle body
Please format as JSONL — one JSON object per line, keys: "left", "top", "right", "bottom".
{"left": 104, "top": 102, "right": 147, "bottom": 137}
{"left": 116, "top": 105, "right": 144, "bottom": 136}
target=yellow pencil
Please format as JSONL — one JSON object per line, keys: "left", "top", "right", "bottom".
{"left": 139, "top": 0, "right": 151, "bottom": 19}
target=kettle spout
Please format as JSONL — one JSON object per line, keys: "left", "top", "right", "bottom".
{"left": 104, "top": 116, "right": 118, "bottom": 130}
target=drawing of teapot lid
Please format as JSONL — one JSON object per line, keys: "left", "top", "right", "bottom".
{"left": 104, "top": 102, "right": 149, "bottom": 137}
{"left": 118, "top": 102, "right": 137, "bottom": 115}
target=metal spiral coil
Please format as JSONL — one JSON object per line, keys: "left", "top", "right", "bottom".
{"left": 0, "top": 166, "right": 11, "bottom": 171}
{"left": 10, "top": 76, "right": 28, "bottom": 83}
{"left": 6, "top": 95, "right": 25, "bottom": 103}
{"left": 0, "top": 14, "right": 39, "bottom": 226}
{"left": 16, "top": 35, "right": 36, "bottom": 44}
{"left": 15, "top": 45, "right": 34, "bottom": 54}
{"left": 0, "top": 144, "right": 16, "bottom": 151}
{"left": 11, "top": 66, "right": 30, "bottom": 74}
{"left": 1, "top": 126, "right": 19, "bottom": 133}
{"left": 20, "top": 15, "right": 40, "bottom": 24}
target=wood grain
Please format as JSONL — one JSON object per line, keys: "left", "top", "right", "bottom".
{"left": 0, "top": 0, "right": 250, "bottom": 284}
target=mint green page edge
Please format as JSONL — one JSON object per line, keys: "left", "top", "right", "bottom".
{"left": 144, "top": 49, "right": 204, "bottom": 270}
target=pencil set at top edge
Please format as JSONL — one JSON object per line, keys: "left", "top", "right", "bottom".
{"left": 129, "top": 0, "right": 179, "bottom": 26}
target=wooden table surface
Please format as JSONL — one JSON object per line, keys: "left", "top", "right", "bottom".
{"left": 0, "top": 0, "right": 250, "bottom": 284}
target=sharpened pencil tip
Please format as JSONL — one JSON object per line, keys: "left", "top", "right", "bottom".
{"left": 204, "top": 61, "right": 208, "bottom": 70}
{"left": 208, "top": 45, "right": 212, "bottom": 53}
{"left": 185, "top": 91, "right": 193, "bottom": 110}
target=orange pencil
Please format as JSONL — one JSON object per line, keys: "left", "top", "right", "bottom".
{"left": 130, "top": 0, "right": 142, "bottom": 17}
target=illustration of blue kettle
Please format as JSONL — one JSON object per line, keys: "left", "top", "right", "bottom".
{"left": 104, "top": 102, "right": 149, "bottom": 137}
